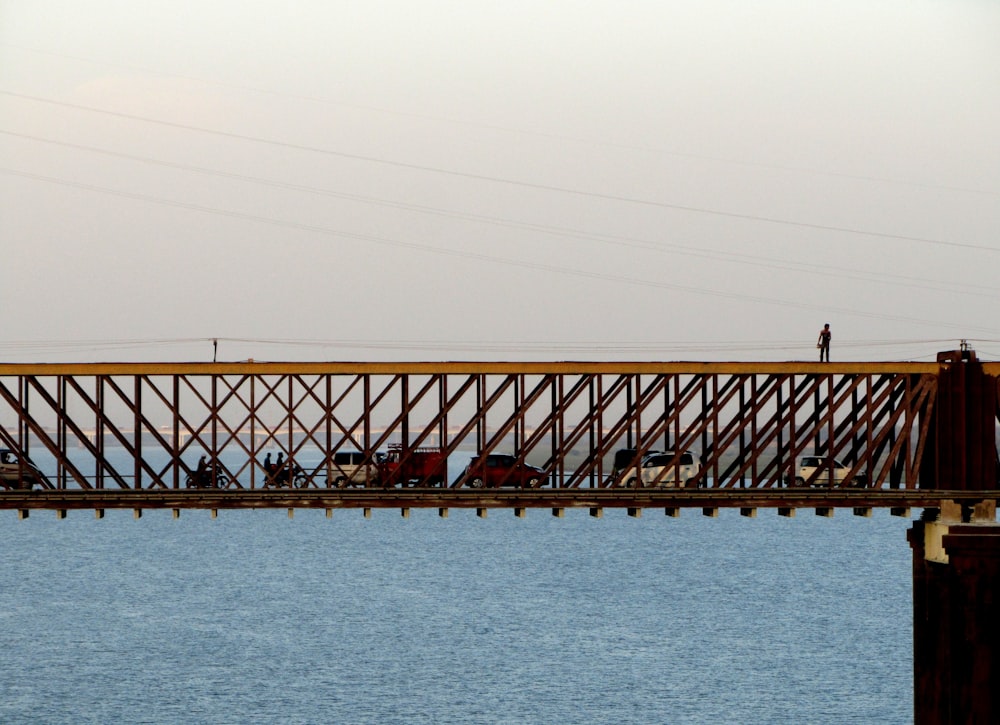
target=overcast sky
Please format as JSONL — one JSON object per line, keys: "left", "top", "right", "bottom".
{"left": 2, "top": 1, "right": 998, "bottom": 363}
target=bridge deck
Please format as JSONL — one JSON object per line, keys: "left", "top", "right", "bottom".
{"left": 3, "top": 488, "right": 997, "bottom": 514}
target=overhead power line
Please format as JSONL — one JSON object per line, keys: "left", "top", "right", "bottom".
{"left": 2, "top": 130, "right": 996, "bottom": 301}
{"left": 4, "top": 41, "right": 997, "bottom": 199}
{"left": 3, "top": 164, "right": 1000, "bottom": 340}
{"left": 2, "top": 90, "right": 997, "bottom": 255}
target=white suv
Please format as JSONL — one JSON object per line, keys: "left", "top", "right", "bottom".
{"left": 634, "top": 451, "right": 702, "bottom": 488}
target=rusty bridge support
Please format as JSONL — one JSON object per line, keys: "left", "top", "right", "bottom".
{"left": 909, "top": 348, "right": 1000, "bottom": 723}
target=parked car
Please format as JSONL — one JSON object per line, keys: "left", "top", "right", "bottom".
{"left": 629, "top": 450, "right": 701, "bottom": 488}
{"left": 460, "top": 454, "right": 547, "bottom": 488}
{"left": 608, "top": 448, "right": 662, "bottom": 485}
{"left": 327, "top": 451, "right": 381, "bottom": 488}
{"left": 0, "top": 449, "right": 46, "bottom": 490}
{"left": 793, "top": 456, "right": 867, "bottom": 487}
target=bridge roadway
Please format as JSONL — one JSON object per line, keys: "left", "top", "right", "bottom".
{"left": 3, "top": 487, "right": 997, "bottom": 518}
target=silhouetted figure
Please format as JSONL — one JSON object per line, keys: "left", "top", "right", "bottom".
{"left": 817, "top": 323, "right": 831, "bottom": 362}
{"left": 194, "top": 455, "right": 210, "bottom": 487}
{"left": 270, "top": 452, "right": 286, "bottom": 487}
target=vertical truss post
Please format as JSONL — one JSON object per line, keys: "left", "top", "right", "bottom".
{"left": 324, "top": 374, "right": 331, "bottom": 489}
{"left": 865, "top": 375, "right": 874, "bottom": 486}
{"left": 285, "top": 375, "right": 292, "bottom": 469}
{"left": 251, "top": 374, "right": 258, "bottom": 489}
{"left": 589, "top": 375, "right": 597, "bottom": 488}
{"left": 749, "top": 376, "right": 758, "bottom": 486}
{"left": 851, "top": 378, "right": 860, "bottom": 469}
{"left": 134, "top": 376, "right": 142, "bottom": 489}
{"left": 57, "top": 375, "right": 66, "bottom": 490}
{"left": 172, "top": 375, "right": 180, "bottom": 489}
{"left": 515, "top": 374, "right": 523, "bottom": 452}
{"left": 401, "top": 374, "right": 409, "bottom": 448}
{"left": 672, "top": 374, "right": 680, "bottom": 450}
{"left": 626, "top": 378, "right": 634, "bottom": 450}
{"left": 889, "top": 375, "right": 913, "bottom": 488}
{"left": 213, "top": 375, "right": 220, "bottom": 487}
{"left": 551, "top": 375, "right": 559, "bottom": 486}
{"left": 736, "top": 379, "right": 746, "bottom": 488}
{"left": 826, "top": 374, "right": 835, "bottom": 484}
{"left": 778, "top": 377, "right": 787, "bottom": 484}
{"left": 477, "top": 374, "right": 485, "bottom": 454}
{"left": 19, "top": 376, "right": 27, "bottom": 473}
{"left": 813, "top": 382, "right": 822, "bottom": 455}
{"left": 700, "top": 376, "right": 709, "bottom": 474}
{"left": 711, "top": 374, "right": 719, "bottom": 487}
{"left": 904, "top": 374, "right": 917, "bottom": 485}
{"left": 363, "top": 374, "right": 371, "bottom": 457}
{"left": 439, "top": 374, "right": 447, "bottom": 450}
{"left": 662, "top": 377, "right": 671, "bottom": 450}
{"left": 96, "top": 375, "right": 104, "bottom": 489}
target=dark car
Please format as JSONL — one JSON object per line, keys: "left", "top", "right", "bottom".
{"left": 461, "top": 454, "right": 547, "bottom": 488}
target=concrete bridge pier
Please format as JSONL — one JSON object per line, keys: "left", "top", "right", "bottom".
{"left": 909, "top": 503, "right": 1000, "bottom": 724}
{"left": 909, "top": 348, "right": 999, "bottom": 723}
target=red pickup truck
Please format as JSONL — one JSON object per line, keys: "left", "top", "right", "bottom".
{"left": 377, "top": 445, "right": 447, "bottom": 487}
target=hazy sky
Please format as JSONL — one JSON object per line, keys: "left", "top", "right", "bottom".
{"left": 2, "top": 1, "right": 998, "bottom": 363}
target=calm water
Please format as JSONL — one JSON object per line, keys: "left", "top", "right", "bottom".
{"left": 0, "top": 501, "right": 914, "bottom": 724}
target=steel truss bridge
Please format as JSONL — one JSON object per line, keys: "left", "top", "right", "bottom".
{"left": 2, "top": 357, "right": 998, "bottom": 517}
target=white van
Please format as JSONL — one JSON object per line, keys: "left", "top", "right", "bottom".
{"left": 327, "top": 451, "right": 380, "bottom": 487}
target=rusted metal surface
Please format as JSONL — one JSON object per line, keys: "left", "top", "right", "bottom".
{"left": 0, "top": 488, "right": 990, "bottom": 512}
{"left": 921, "top": 349, "right": 999, "bottom": 491}
{"left": 1, "top": 360, "right": 997, "bottom": 508}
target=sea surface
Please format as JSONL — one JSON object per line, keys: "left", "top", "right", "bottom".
{"left": 0, "top": 496, "right": 914, "bottom": 724}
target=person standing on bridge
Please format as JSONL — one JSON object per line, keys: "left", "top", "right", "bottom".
{"left": 817, "top": 323, "right": 831, "bottom": 362}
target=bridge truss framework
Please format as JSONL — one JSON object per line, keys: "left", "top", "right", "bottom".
{"left": 1, "top": 360, "right": 998, "bottom": 512}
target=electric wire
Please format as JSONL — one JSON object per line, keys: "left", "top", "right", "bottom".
{"left": 4, "top": 165, "right": 998, "bottom": 339}
{"left": 4, "top": 45, "right": 997, "bottom": 362}
{"left": 3, "top": 90, "right": 997, "bottom": 256}
{"left": 3, "top": 129, "right": 995, "bottom": 301}
{"left": 4, "top": 41, "right": 997, "bottom": 199}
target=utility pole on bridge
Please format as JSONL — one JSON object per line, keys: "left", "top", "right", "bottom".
{"left": 909, "top": 346, "right": 1000, "bottom": 722}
